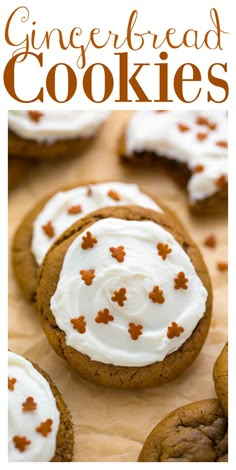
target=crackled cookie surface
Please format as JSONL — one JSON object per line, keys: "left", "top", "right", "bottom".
{"left": 122, "top": 111, "right": 228, "bottom": 210}
{"left": 138, "top": 399, "right": 228, "bottom": 462}
{"left": 8, "top": 351, "right": 60, "bottom": 462}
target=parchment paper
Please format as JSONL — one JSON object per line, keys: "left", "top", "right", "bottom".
{"left": 8, "top": 111, "right": 228, "bottom": 462}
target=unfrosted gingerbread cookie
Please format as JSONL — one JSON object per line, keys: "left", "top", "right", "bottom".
{"left": 8, "top": 110, "right": 110, "bottom": 159}
{"left": 8, "top": 351, "right": 73, "bottom": 462}
{"left": 120, "top": 111, "right": 228, "bottom": 215}
{"left": 37, "top": 206, "right": 212, "bottom": 389}
{"left": 12, "top": 181, "right": 178, "bottom": 302}
{"left": 213, "top": 342, "right": 228, "bottom": 416}
{"left": 138, "top": 399, "right": 228, "bottom": 462}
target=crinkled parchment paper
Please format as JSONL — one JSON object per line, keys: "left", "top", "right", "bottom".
{"left": 8, "top": 111, "right": 228, "bottom": 462}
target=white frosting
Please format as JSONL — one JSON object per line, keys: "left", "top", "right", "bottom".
{"left": 125, "top": 111, "right": 228, "bottom": 202}
{"left": 8, "top": 110, "right": 110, "bottom": 143}
{"left": 8, "top": 352, "right": 60, "bottom": 462}
{"left": 32, "top": 182, "right": 162, "bottom": 265}
{"left": 50, "top": 218, "right": 207, "bottom": 367}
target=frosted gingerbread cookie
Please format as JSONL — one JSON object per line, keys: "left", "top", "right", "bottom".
{"left": 8, "top": 351, "right": 73, "bottom": 462}
{"left": 8, "top": 157, "right": 30, "bottom": 191}
{"left": 138, "top": 399, "right": 228, "bottom": 462}
{"left": 8, "top": 110, "right": 110, "bottom": 159}
{"left": 12, "top": 181, "right": 179, "bottom": 302}
{"left": 213, "top": 342, "right": 228, "bottom": 416}
{"left": 120, "top": 111, "right": 228, "bottom": 215}
{"left": 37, "top": 206, "right": 212, "bottom": 389}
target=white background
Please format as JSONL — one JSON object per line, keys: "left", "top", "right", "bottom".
{"left": 0, "top": 0, "right": 234, "bottom": 467}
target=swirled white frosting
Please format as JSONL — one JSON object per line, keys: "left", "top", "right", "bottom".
{"left": 8, "top": 110, "right": 110, "bottom": 143}
{"left": 50, "top": 218, "right": 208, "bottom": 367}
{"left": 125, "top": 110, "right": 228, "bottom": 203}
{"left": 8, "top": 352, "right": 60, "bottom": 462}
{"left": 32, "top": 182, "right": 162, "bottom": 265}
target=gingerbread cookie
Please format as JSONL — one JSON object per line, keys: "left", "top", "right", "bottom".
{"left": 213, "top": 342, "right": 228, "bottom": 416}
{"left": 8, "top": 157, "right": 30, "bottom": 191}
{"left": 8, "top": 351, "right": 73, "bottom": 461}
{"left": 12, "top": 181, "right": 178, "bottom": 302}
{"left": 120, "top": 111, "right": 228, "bottom": 215}
{"left": 37, "top": 206, "right": 212, "bottom": 389}
{"left": 138, "top": 399, "right": 228, "bottom": 462}
{"left": 8, "top": 110, "right": 110, "bottom": 159}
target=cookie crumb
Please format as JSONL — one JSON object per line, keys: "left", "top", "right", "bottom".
{"left": 204, "top": 235, "right": 217, "bottom": 248}
{"left": 217, "top": 262, "right": 228, "bottom": 272}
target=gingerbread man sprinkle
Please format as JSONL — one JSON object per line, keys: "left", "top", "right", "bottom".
{"left": 42, "top": 221, "right": 55, "bottom": 238}
{"left": 216, "top": 140, "right": 228, "bottom": 148}
{"left": 107, "top": 189, "right": 120, "bottom": 201}
{"left": 28, "top": 111, "right": 43, "bottom": 123}
{"left": 174, "top": 272, "right": 189, "bottom": 290}
{"left": 95, "top": 308, "right": 114, "bottom": 324}
{"left": 36, "top": 419, "right": 53, "bottom": 437}
{"left": 13, "top": 435, "right": 31, "bottom": 452}
{"left": 128, "top": 323, "right": 143, "bottom": 340}
{"left": 22, "top": 397, "right": 37, "bottom": 412}
{"left": 67, "top": 204, "right": 82, "bottom": 215}
{"left": 71, "top": 316, "right": 86, "bottom": 333}
{"left": 110, "top": 246, "right": 126, "bottom": 263}
{"left": 157, "top": 242, "right": 172, "bottom": 260}
{"left": 111, "top": 288, "right": 127, "bottom": 306}
{"left": 149, "top": 286, "right": 165, "bottom": 304}
{"left": 196, "top": 132, "right": 208, "bottom": 141}
{"left": 178, "top": 123, "right": 190, "bottom": 132}
{"left": 193, "top": 164, "right": 204, "bottom": 174}
{"left": 80, "top": 269, "right": 95, "bottom": 286}
{"left": 167, "top": 322, "right": 184, "bottom": 339}
{"left": 215, "top": 175, "right": 227, "bottom": 188}
{"left": 8, "top": 377, "right": 16, "bottom": 391}
{"left": 81, "top": 231, "right": 97, "bottom": 249}
{"left": 204, "top": 234, "right": 217, "bottom": 249}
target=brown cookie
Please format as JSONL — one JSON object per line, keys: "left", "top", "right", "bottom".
{"left": 12, "top": 182, "right": 183, "bottom": 303}
{"left": 8, "top": 352, "right": 74, "bottom": 462}
{"left": 8, "top": 157, "right": 30, "bottom": 191}
{"left": 213, "top": 342, "right": 228, "bottom": 416}
{"left": 119, "top": 111, "right": 228, "bottom": 216}
{"left": 138, "top": 399, "right": 228, "bottom": 462}
{"left": 36, "top": 206, "right": 212, "bottom": 389}
{"left": 8, "top": 129, "right": 93, "bottom": 160}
